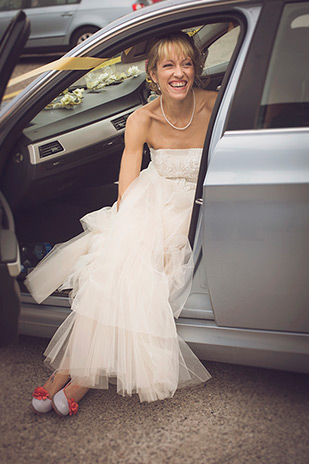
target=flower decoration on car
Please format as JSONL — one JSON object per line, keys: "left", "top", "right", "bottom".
{"left": 127, "top": 66, "right": 141, "bottom": 78}
{"left": 44, "top": 64, "right": 141, "bottom": 108}
{"left": 45, "top": 88, "right": 85, "bottom": 110}
{"left": 85, "top": 65, "right": 141, "bottom": 91}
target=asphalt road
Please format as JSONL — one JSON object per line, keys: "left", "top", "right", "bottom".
{"left": 0, "top": 334, "right": 308, "bottom": 464}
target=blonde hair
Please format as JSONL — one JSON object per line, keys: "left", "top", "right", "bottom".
{"left": 146, "top": 31, "right": 203, "bottom": 94}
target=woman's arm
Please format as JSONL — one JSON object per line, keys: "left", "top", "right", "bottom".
{"left": 117, "top": 110, "right": 148, "bottom": 209}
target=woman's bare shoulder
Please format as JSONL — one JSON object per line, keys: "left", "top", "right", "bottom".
{"left": 124, "top": 98, "right": 160, "bottom": 148}
{"left": 127, "top": 98, "right": 160, "bottom": 127}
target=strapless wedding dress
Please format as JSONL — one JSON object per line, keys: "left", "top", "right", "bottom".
{"left": 25, "top": 148, "right": 211, "bottom": 402}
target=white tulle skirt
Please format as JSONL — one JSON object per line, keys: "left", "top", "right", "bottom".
{"left": 25, "top": 162, "right": 211, "bottom": 402}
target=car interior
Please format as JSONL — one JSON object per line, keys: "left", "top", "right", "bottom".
{"left": 1, "top": 21, "right": 240, "bottom": 291}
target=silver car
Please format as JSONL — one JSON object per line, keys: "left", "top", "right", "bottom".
{"left": 0, "top": 0, "right": 308, "bottom": 373}
{"left": 0, "top": 0, "right": 147, "bottom": 52}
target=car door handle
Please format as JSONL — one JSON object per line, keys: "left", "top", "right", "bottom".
{"left": 195, "top": 198, "right": 203, "bottom": 205}
{"left": 61, "top": 13, "right": 73, "bottom": 17}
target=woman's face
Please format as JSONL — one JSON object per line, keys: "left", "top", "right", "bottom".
{"left": 151, "top": 44, "right": 195, "bottom": 101}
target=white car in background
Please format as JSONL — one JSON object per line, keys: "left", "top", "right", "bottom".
{"left": 0, "top": 0, "right": 148, "bottom": 52}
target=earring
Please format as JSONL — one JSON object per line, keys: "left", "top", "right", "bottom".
{"left": 157, "top": 82, "right": 161, "bottom": 91}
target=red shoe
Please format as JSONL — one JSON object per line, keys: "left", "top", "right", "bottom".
{"left": 52, "top": 386, "right": 79, "bottom": 417}
{"left": 32, "top": 387, "right": 52, "bottom": 414}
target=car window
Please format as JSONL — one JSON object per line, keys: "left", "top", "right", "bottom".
{"left": 204, "top": 25, "right": 240, "bottom": 72}
{"left": 25, "top": 22, "right": 241, "bottom": 129}
{"left": 0, "top": 0, "right": 23, "bottom": 11}
{"left": 44, "top": 23, "right": 239, "bottom": 110}
{"left": 257, "top": 2, "right": 309, "bottom": 129}
{"left": 69, "top": 23, "right": 240, "bottom": 96}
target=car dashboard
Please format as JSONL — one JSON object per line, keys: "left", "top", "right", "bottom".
{"left": 2, "top": 73, "right": 148, "bottom": 210}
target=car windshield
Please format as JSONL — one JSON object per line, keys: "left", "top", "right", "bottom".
{"left": 44, "top": 23, "right": 239, "bottom": 110}
{"left": 2, "top": 20, "right": 240, "bottom": 144}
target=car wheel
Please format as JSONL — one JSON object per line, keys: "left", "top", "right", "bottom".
{"left": 70, "top": 26, "right": 100, "bottom": 48}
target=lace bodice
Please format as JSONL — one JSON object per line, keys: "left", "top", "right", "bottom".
{"left": 150, "top": 148, "right": 202, "bottom": 186}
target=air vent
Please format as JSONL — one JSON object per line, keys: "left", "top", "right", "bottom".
{"left": 111, "top": 113, "right": 132, "bottom": 131}
{"left": 39, "top": 141, "right": 64, "bottom": 158}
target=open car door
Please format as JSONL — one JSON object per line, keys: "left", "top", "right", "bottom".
{"left": 0, "top": 10, "right": 30, "bottom": 346}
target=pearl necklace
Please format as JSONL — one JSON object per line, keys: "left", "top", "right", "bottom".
{"left": 160, "top": 90, "right": 196, "bottom": 131}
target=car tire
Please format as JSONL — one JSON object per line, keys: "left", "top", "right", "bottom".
{"left": 70, "top": 26, "right": 100, "bottom": 48}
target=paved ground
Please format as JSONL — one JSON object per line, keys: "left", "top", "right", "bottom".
{"left": 0, "top": 334, "right": 308, "bottom": 464}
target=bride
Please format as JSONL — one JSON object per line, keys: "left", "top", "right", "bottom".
{"left": 27, "top": 31, "right": 217, "bottom": 416}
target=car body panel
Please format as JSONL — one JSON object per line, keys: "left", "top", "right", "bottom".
{"left": 0, "top": 187, "right": 21, "bottom": 350}
{"left": 203, "top": 129, "right": 309, "bottom": 332}
{"left": 75, "top": 0, "right": 133, "bottom": 27}
{"left": 0, "top": 11, "right": 29, "bottom": 347}
{"left": 0, "top": 10, "right": 30, "bottom": 102}
{"left": 177, "top": 318, "right": 309, "bottom": 373}
{"left": 23, "top": 3, "right": 79, "bottom": 48}
{"left": 0, "top": 0, "right": 140, "bottom": 52}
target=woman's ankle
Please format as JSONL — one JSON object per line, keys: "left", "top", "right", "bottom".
{"left": 64, "top": 384, "right": 89, "bottom": 402}
{"left": 43, "top": 371, "right": 70, "bottom": 397}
